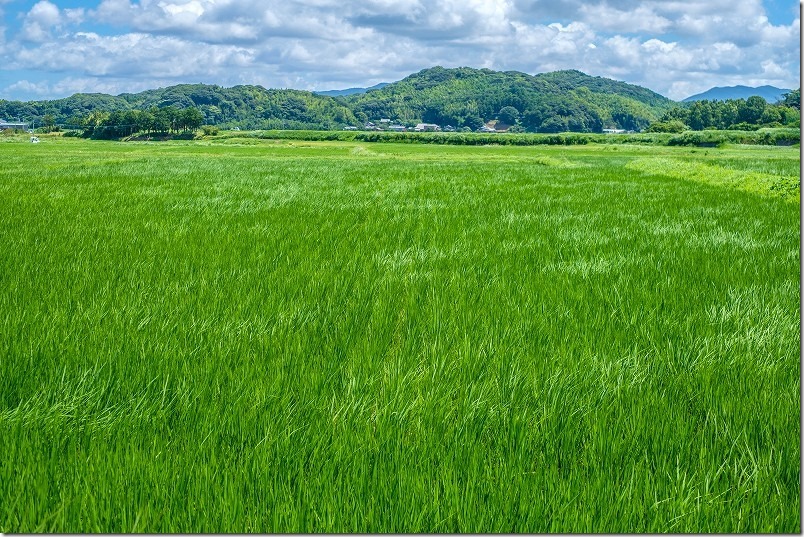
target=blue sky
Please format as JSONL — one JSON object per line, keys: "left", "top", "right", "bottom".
{"left": 0, "top": 0, "right": 799, "bottom": 101}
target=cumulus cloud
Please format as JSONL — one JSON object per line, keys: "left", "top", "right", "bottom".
{"left": 18, "top": 1, "right": 85, "bottom": 43}
{"left": 6, "top": 79, "right": 51, "bottom": 97}
{"left": 12, "top": 31, "right": 253, "bottom": 78}
{"left": 579, "top": 3, "right": 671, "bottom": 33}
{"left": 0, "top": 0, "right": 799, "bottom": 100}
{"left": 21, "top": 1, "right": 61, "bottom": 42}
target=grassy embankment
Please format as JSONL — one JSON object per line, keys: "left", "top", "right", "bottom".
{"left": 0, "top": 137, "right": 799, "bottom": 532}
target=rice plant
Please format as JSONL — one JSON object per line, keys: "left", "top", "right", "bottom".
{"left": 0, "top": 137, "right": 799, "bottom": 532}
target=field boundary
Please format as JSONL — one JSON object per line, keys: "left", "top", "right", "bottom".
{"left": 626, "top": 157, "right": 801, "bottom": 203}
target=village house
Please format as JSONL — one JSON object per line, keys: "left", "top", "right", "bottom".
{"left": 414, "top": 123, "right": 441, "bottom": 132}
{"left": 0, "top": 120, "right": 28, "bottom": 131}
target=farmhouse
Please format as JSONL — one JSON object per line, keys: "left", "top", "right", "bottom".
{"left": 388, "top": 124, "right": 406, "bottom": 132}
{"left": 414, "top": 123, "right": 441, "bottom": 132}
{"left": 0, "top": 120, "right": 28, "bottom": 130}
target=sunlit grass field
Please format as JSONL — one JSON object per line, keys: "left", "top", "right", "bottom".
{"left": 0, "top": 136, "right": 800, "bottom": 532}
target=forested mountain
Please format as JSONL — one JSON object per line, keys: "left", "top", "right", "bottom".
{"left": 315, "top": 83, "right": 389, "bottom": 97}
{"left": 1, "top": 67, "right": 677, "bottom": 133}
{"left": 342, "top": 66, "right": 675, "bottom": 132}
{"left": 683, "top": 85, "right": 791, "bottom": 103}
{"left": 0, "top": 84, "right": 357, "bottom": 130}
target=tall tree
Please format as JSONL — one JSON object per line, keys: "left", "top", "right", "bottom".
{"left": 737, "top": 96, "right": 767, "bottom": 124}
{"left": 781, "top": 89, "right": 800, "bottom": 110}
{"left": 497, "top": 106, "right": 520, "bottom": 125}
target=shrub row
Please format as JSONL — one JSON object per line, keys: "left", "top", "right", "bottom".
{"left": 234, "top": 128, "right": 800, "bottom": 147}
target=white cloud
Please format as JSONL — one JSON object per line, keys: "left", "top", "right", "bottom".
{"left": 27, "top": 1, "right": 60, "bottom": 26}
{"left": 0, "top": 0, "right": 799, "bottom": 101}
{"left": 761, "top": 59, "right": 788, "bottom": 78}
{"left": 4, "top": 76, "right": 193, "bottom": 99}
{"left": 580, "top": 3, "right": 671, "bottom": 33}
{"left": 6, "top": 79, "right": 51, "bottom": 96}
{"left": 12, "top": 31, "right": 254, "bottom": 80}
{"left": 22, "top": 1, "right": 61, "bottom": 42}
{"left": 93, "top": 0, "right": 133, "bottom": 23}
{"left": 18, "top": 1, "right": 85, "bottom": 43}
{"left": 64, "top": 9, "right": 86, "bottom": 25}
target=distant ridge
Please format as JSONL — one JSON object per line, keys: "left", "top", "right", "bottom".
{"left": 341, "top": 66, "right": 674, "bottom": 132}
{"left": 0, "top": 67, "right": 679, "bottom": 132}
{"left": 315, "top": 83, "right": 389, "bottom": 97}
{"left": 0, "top": 67, "right": 677, "bottom": 132}
{"left": 683, "top": 85, "right": 791, "bottom": 103}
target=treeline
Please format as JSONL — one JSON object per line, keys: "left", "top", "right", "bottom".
{"left": 71, "top": 106, "right": 206, "bottom": 138}
{"left": 0, "top": 85, "right": 356, "bottom": 133}
{"left": 226, "top": 127, "right": 800, "bottom": 147}
{"left": 648, "top": 90, "right": 800, "bottom": 132}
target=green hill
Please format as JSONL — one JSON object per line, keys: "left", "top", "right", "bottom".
{"left": 343, "top": 66, "right": 675, "bottom": 132}
{"left": 682, "top": 85, "right": 791, "bottom": 103}
{"left": 0, "top": 67, "right": 675, "bottom": 133}
{"left": 117, "top": 84, "right": 357, "bottom": 129}
{"left": 0, "top": 84, "right": 357, "bottom": 130}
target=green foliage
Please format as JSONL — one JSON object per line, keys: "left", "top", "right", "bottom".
{"left": 245, "top": 129, "right": 596, "bottom": 145}
{"left": 738, "top": 96, "right": 767, "bottom": 124}
{"left": 781, "top": 89, "right": 800, "bottom": 110}
{"left": 646, "top": 120, "right": 689, "bottom": 133}
{"left": 79, "top": 106, "right": 208, "bottom": 139}
{"left": 518, "top": 91, "right": 622, "bottom": 133}
{"left": 0, "top": 84, "right": 358, "bottom": 132}
{"left": 181, "top": 107, "right": 205, "bottom": 131}
{"left": 497, "top": 105, "right": 520, "bottom": 125}
{"left": 652, "top": 95, "right": 799, "bottom": 131}
{"left": 344, "top": 67, "right": 672, "bottom": 132}
{"left": 226, "top": 128, "right": 798, "bottom": 148}
{"left": 4, "top": 68, "right": 794, "bottom": 139}
{"left": 38, "top": 112, "right": 60, "bottom": 133}
{"left": 0, "top": 93, "right": 129, "bottom": 129}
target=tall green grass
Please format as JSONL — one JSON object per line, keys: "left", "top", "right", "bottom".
{"left": 0, "top": 139, "right": 799, "bottom": 532}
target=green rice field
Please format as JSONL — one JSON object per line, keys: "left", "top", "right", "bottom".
{"left": 0, "top": 135, "right": 800, "bottom": 532}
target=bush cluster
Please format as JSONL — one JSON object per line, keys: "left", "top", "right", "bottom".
{"left": 241, "top": 128, "right": 799, "bottom": 147}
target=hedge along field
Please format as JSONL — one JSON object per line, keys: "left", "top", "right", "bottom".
{"left": 0, "top": 137, "right": 799, "bottom": 532}
{"left": 209, "top": 126, "right": 801, "bottom": 147}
